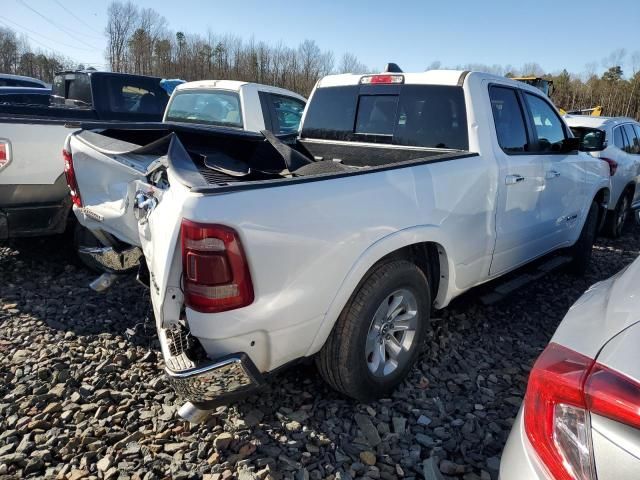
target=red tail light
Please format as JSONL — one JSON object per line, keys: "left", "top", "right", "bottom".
{"left": 524, "top": 343, "right": 595, "bottom": 480}
{"left": 524, "top": 342, "right": 640, "bottom": 480}
{"left": 0, "top": 141, "right": 10, "bottom": 170}
{"left": 63, "top": 149, "right": 82, "bottom": 207}
{"left": 181, "top": 220, "right": 254, "bottom": 313}
{"left": 585, "top": 364, "right": 640, "bottom": 430}
{"left": 600, "top": 157, "right": 618, "bottom": 176}
{"left": 360, "top": 74, "right": 404, "bottom": 85}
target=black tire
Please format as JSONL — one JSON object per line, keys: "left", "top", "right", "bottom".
{"left": 604, "top": 192, "right": 631, "bottom": 238}
{"left": 73, "top": 223, "right": 106, "bottom": 273}
{"left": 568, "top": 201, "right": 599, "bottom": 275}
{"left": 316, "top": 260, "right": 430, "bottom": 401}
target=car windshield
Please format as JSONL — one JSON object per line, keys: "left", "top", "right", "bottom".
{"left": 165, "top": 89, "right": 243, "bottom": 128}
{"left": 570, "top": 127, "right": 606, "bottom": 151}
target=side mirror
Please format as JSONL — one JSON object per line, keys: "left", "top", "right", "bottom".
{"left": 562, "top": 137, "right": 580, "bottom": 153}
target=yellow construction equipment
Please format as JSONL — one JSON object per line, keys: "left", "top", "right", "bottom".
{"left": 565, "top": 106, "right": 603, "bottom": 117}
{"left": 513, "top": 76, "right": 554, "bottom": 96}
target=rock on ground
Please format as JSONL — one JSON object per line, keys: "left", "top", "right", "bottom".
{"left": 1, "top": 226, "right": 638, "bottom": 479}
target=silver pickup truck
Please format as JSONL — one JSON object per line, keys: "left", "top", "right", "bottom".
{"left": 0, "top": 70, "right": 169, "bottom": 240}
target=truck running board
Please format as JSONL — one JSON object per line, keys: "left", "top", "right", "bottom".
{"left": 480, "top": 256, "right": 572, "bottom": 305}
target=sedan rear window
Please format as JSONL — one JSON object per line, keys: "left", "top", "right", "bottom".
{"left": 302, "top": 84, "right": 468, "bottom": 150}
{"left": 165, "top": 90, "right": 243, "bottom": 128}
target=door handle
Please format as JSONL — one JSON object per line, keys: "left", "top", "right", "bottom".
{"left": 546, "top": 170, "right": 561, "bottom": 179}
{"left": 505, "top": 174, "right": 525, "bottom": 185}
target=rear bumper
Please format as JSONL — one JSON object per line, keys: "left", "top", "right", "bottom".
{"left": 166, "top": 354, "right": 263, "bottom": 407}
{"left": 158, "top": 325, "right": 263, "bottom": 408}
{"left": 0, "top": 198, "right": 70, "bottom": 239}
{"left": 500, "top": 409, "right": 552, "bottom": 480}
{"left": 0, "top": 175, "right": 71, "bottom": 239}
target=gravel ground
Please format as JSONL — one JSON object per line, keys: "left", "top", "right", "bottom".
{"left": 1, "top": 224, "right": 639, "bottom": 480}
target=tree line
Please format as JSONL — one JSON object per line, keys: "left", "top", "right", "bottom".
{"left": 105, "top": 1, "right": 366, "bottom": 97}
{"left": 2, "top": 0, "right": 640, "bottom": 121}
{"left": 0, "top": 27, "right": 73, "bottom": 82}
{"left": 103, "top": 1, "right": 640, "bottom": 119}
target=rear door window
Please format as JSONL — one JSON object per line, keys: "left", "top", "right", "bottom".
{"left": 489, "top": 86, "right": 529, "bottom": 153}
{"left": 268, "top": 94, "right": 306, "bottom": 134}
{"left": 634, "top": 124, "right": 640, "bottom": 150}
{"left": 301, "top": 84, "right": 468, "bottom": 150}
{"left": 614, "top": 126, "right": 630, "bottom": 152}
{"left": 623, "top": 124, "right": 639, "bottom": 154}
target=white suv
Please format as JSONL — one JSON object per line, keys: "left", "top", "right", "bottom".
{"left": 565, "top": 115, "right": 640, "bottom": 237}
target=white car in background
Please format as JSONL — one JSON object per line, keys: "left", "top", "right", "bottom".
{"left": 565, "top": 115, "right": 640, "bottom": 237}
{"left": 163, "top": 80, "right": 306, "bottom": 134}
{"left": 500, "top": 255, "right": 640, "bottom": 479}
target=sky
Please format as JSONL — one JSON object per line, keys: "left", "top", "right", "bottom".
{"left": 3, "top": 0, "right": 640, "bottom": 76}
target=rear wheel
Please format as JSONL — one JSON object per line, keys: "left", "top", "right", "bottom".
{"left": 316, "top": 260, "right": 430, "bottom": 401}
{"left": 604, "top": 192, "right": 630, "bottom": 238}
{"left": 568, "top": 201, "right": 599, "bottom": 275}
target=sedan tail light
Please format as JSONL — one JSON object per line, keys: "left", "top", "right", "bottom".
{"left": 600, "top": 157, "right": 618, "bottom": 176}
{"left": 524, "top": 343, "right": 595, "bottom": 480}
{"left": 63, "top": 149, "right": 82, "bottom": 207}
{"left": 585, "top": 364, "right": 640, "bottom": 430}
{"left": 181, "top": 220, "right": 253, "bottom": 313}
{"left": 524, "top": 342, "right": 640, "bottom": 480}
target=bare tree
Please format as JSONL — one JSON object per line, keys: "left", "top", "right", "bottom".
{"left": 340, "top": 52, "right": 369, "bottom": 74}
{"left": 105, "top": 1, "right": 138, "bottom": 72}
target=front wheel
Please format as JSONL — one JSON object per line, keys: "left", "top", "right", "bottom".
{"left": 316, "top": 260, "right": 430, "bottom": 401}
{"left": 568, "top": 201, "right": 599, "bottom": 275}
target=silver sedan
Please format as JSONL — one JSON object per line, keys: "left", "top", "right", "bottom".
{"left": 500, "top": 255, "right": 640, "bottom": 479}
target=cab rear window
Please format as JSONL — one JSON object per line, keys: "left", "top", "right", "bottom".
{"left": 301, "top": 84, "right": 468, "bottom": 150}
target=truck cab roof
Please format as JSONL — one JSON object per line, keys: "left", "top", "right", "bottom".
{"left": 174, "top": 80, "right": 306, "bottom": 102}
{"left": 316, "top": 69, "right": 545, "bottom": 94}
{"left": 55, "top": 70, "right": 163, "bottom": 81}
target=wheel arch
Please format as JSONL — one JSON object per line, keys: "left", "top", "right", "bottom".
{"left": 305, "top": 226, "right": 453, "bottom": 357}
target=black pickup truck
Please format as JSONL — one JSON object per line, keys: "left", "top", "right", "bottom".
{"left": 0, "top": 70, "right": 170, "bottom": 241}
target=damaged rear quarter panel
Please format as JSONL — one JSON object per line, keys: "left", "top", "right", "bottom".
{"left": 141, "top": 170, "right": 191, "bottom": 328}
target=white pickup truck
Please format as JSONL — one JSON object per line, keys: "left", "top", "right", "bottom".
{"left": 67, "top": 69, "right": 610, "bottom": 412}
{"left": 163, "top": 80, "right": 306, "bottom": 135}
